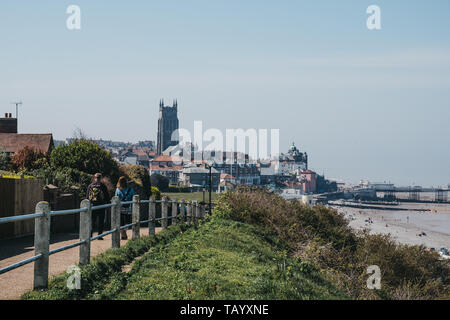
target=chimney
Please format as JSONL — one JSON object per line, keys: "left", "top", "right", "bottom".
{"left": 0, "top": 112, "right": 18, "bottom": 133}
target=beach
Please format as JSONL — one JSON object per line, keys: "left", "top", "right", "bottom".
{"left": 331, "top": 202, "right": 450, "bottom": 250}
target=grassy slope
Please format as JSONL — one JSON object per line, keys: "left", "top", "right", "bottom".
{"left": 112, "top": 216, "right": 346, "bottom": 300}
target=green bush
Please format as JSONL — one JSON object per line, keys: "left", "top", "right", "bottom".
{"left": 150, "top": 174, "right": 169, "bottom": 192}
{"left": 0, "top": 148, "right": 11, "bottom": 171}
{"left": 50, "top": 139, "right": 120, "bottom": 182}
{"left": 214, "top": 189, "right": 450, "bottom": 300}
{"left": 151, "top": 186, "right": 161, "bottom": 200}
{"left": 119, "top": 164, "right": 152, "bottom": 199}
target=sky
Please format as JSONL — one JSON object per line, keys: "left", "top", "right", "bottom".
{"left": 0, "top": 0, "right": 449, "bottom": 186}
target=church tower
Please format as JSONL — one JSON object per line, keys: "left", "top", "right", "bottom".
{"left": 157, "top": 99, "right": 179, "bottom": 155}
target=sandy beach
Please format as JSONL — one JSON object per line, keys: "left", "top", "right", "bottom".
{"left": 331, "top": 202, "right": 450, "bottom": 250}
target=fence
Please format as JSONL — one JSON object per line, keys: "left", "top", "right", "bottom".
{"left": 0, "top": 195, "right": 208, "bottom": 289}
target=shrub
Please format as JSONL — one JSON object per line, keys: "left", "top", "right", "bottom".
{"left": 214, "top": 189, "right": 450, "bottom": 300}
{"left": 50, "top": 139, "right": 120, "bottom": 182}
{"left": 119, "top": 164, "right": 151, "bottom": 199}
{"left": 150, "top": 174, "right": 169, "bottom": 192}
{"left": 11, "top": 146, "right": 48, "bottom": 172}
{"left": 151, "top": 186, "right": 161, "bottom": 200}
{"left": 0, "top": 148, "right": 11, "bottom": 171}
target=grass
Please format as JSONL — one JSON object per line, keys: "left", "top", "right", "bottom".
{"left": 162, "top": 191, "right": 220, "bottom": 203}
{"left": 110, "top": 216, "right": 346, "bottom": 300}
{"left": 0, "top": 170, "right": 35, "bottom": 179}
{"left": 22, "top": 215, "right": 346, "bottom": 300}
{"left": 22, "top": 224, "right": 191, "bottom": 300}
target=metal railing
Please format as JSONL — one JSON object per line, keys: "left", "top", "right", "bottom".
{"left": 0, "top": 195, "right": 208, "bottom": 289}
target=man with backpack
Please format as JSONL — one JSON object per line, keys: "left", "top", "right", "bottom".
{"left": 86, "top": 173, "right": 111, "bottom": 239}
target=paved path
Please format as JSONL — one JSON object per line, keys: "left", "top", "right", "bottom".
{"left": 0, "top": 228, "right": 162, "bottom": 300}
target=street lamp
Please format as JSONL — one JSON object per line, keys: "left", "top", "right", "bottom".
{"left": 205, "top": 161, "right": 214, "bottom": 214}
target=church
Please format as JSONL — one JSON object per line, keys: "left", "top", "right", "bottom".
{"left": 156, "top": 99, "right": 179, "bottom": 155}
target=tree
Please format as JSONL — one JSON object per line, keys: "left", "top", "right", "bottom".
{"left": 150, "top": 174, "right": 169, "bottom": 192}
{"left": 50, "top": 139, "right": 120, "bottom": 182}
{"left": 11, "top": 146, "right": 48, "bottom": 172}
{"left": 119, "top": 164, "right": 152, "bottom": 198}
{"left": 0, "top": 148, "right": 11, "bottom": 171}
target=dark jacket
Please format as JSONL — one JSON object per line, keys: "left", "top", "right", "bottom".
{"left": 86, "top": 181, "right": 111, "bottom": 205}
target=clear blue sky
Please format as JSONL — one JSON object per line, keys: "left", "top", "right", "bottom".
{"left": 1, "top": 0, "right": 449, "bottom": 186}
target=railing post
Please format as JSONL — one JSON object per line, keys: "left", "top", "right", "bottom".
{"left": 180, "top": 199, "right": 186, "bottom": 224}
{"left": 132, "top": 195, "right": 140, "bottom": 240}
{"left": 172, "top": 198, "right": 178, "bottom": 225}
{"left": 34, "top": 201, "right": 51, "bottom": 289}
{"left": 111, "top": 196, "right": 121, "bottom": 248}
{"left": 193, "top": 201, "right": 198, "bottom": 226}
{"left": 201, "top": 204, "right": 205, "bottom": 219}
{"left": 162, "top": 196, "right": 168, "bottom": 230}
{"left": 186, "top": 201, "right": 192, "bottom": 225}
{"left": 148, "top": 196, "right": 156, "bottom": 236}
{"left": 79, "top": 199, "right": 92, "bottom": 265}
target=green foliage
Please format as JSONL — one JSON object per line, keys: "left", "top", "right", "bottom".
{"left": 50, "top": 139, "right": 119, "bottom": 182}
{"left": 11, "top": 146, "right": 48, "bottom": 172}
{"left": 214, "top": 190, "right": 450, "bottom": 300}
{"left": 150, "top": 174, "right": 169, "bottom": 192}
{"left": 112, "top": 217, "right": 345, "bottom": 300}
{"left": 21, "top": 224, "right": 191, "bottom": 300}
{"left": 119, "top": 164, "right": 151, "bottom": 198}
{"left": 166, "top": 185, "right": 190, "bottom": 193}
{"left": 0, "top": 149, "right": 11, "bottom": 171}
{"left": 151, "top": 186, "right": 161, "bottom": 200}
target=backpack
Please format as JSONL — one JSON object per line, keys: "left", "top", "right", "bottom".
{"left": 88, "top": 185, "right": 105, "bottom": 204}
{"left": 120, "top": 187, "right": 132, "bottom": 209}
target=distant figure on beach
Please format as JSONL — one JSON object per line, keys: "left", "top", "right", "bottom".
{"left": 407, "top": 216, "right": 409, "bottom": 224}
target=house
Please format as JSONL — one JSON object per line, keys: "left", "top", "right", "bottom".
{"left": 0, "top": 114, "right": 54, "bottom": 155}
{"left": 179, "top": 166, "right": 220, "bottom": 190}
{"left": 149, "top": 155, "right": 184, "bottom": 184}
{"left": 297, "top": 169, "right": 317, "bottom": 194}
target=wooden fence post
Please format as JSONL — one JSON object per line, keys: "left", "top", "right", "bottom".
{"left": 193, "top": 201, "right": 198, "bottom": 226}
{"left": 162, "top": 196, "right": 168, "bottom": 229}
{"left": 180, "top": 199, "right": 186, "bottom": 224}
{"left": 201, "top": 204, "right": 205, "bottom": 219}
{"left": 148, "top": 196, "right": 155, "bottom": 236}
{"left": 111, "top": 196, "right": 121, "bottom": 248}
{"left": 172, "top": 198, "right": 178, "bottom": 225}
{"left": 79, "top": 199, "right": 92, "bottom": 265}
{"left": 186, "top": 201, "right": 192, "bottom": 225}
{"left": 132, "top": 195, "right": 140, "bottom": 240}
{"left": 34, "top": 201, "right": 51, "bottom": 289}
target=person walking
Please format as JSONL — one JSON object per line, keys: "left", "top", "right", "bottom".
{"left": 115, "top": 176, "right": 135, "bottom": 240}
{"left": 86, "top": 173, "right": 111, "bottom": 240}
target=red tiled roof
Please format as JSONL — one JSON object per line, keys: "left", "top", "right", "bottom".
{"left": 151, "top": 165, "right": 183, "bottom": 171}
{"left": 0, "top": 133, "right": 54, "bottom": 154}
{"left": 151, "top": 155, "right": 183, "bottom": 163}
{"left": 220, "top": 173, "right": 235, "bottom": 179}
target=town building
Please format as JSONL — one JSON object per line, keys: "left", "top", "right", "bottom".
{"left": 149, "top": 155, "right": 184, "bottom": 184}
{"left": 157, "top": 99, "right": 179, "bottom": 155}
{"left": 179, "top": 165, "right": 220, "bottom": 190}
{"left": 277, "top": 142, "right": 308, "bottom": 176}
